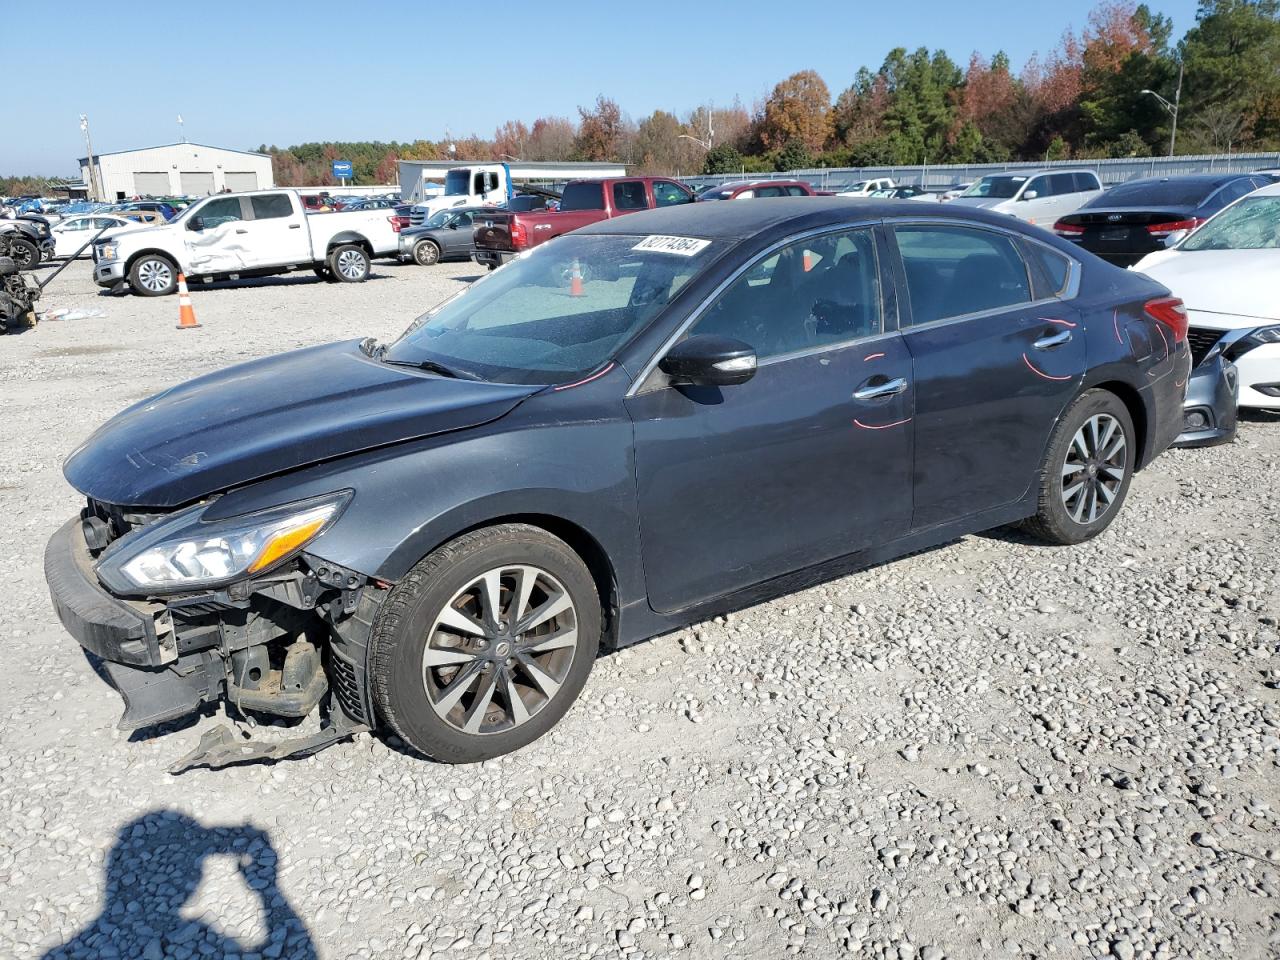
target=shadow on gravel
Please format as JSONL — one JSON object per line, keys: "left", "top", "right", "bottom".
{"left": 41, "top": 811, "right": 316, "bottom": 960}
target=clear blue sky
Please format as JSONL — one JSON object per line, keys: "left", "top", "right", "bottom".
{"left": 6, "top": 0, "right": 1202, "bottom": 175}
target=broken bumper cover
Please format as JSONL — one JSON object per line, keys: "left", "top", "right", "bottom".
{"left": 93, "top": 259, "right": 126, "bottom": 286}
{"left": 1174, "top": 354, "right": 1239, "bottom": 448}
{"left": 45, "top": 516, "right": 218, "bottom": 729}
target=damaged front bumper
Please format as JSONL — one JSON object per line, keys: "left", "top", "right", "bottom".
{"left": 44, "top": 511, "right": 384, "bottom": 752}
{"left": 1174, "top": 354, "right": 1239, "bottom": 448}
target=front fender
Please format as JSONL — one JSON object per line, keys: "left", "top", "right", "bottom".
{"left": 202, "top": 394, "right": 645, "bottom": 608}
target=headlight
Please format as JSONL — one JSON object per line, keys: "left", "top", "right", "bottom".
{"left": 1224, "top": 325, "right": 1280, "bottom": 361}
{"left": 99, "top": 242, "right": 118, "bottom": 261}
{"left": 98, "top": 492, "right": 351, "bottom": 594}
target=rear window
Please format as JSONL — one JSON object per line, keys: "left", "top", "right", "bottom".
{"left": 560, "top": 182, "right": 605, "bottom": 212}
{"left": 1086, "top": 178, "right": 1216, "bottom": 207}
{"left": 612, "top": 181, "right": 648, "bottom": 210}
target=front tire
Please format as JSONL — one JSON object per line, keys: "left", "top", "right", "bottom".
{"left": 369, "top": 524, "right": 600, "bottom": 763}
{"left": 128, "top": 254, "right": 178, "bottom": 296}
{"left": 328, "top": 244, "right": 370, "bottom": 282}
{"left": 1023, "top": 389, "right": 1135, "bottom": 545}
{"left": 413, "top": 239, "right": 441, "bottom": 266}
{"left": 5, "top": 237, "right": 39, "bottom": 270}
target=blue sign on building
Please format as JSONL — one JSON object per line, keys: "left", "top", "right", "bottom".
{"left": 331, "top": 160, "right": 353, "bottom": 179}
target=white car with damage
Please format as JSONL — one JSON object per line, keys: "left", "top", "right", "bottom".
{"left": 93, "top": 189, "right": 401, "bottom": 296}
{"left": 1133, "top": 182, "right": 1280, "bottom": 410}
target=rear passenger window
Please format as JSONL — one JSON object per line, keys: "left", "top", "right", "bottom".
{"left": 786, "top": 186, "right": 808, "bottom": 196}
{"left": 613, "top": 181, "right": 648, "bottom": 210}
{"left": 1073, "top": 172, "right": 1100, "bottom": 192}
{"left": 755, "top": 186, "right": 784, "bottom": 198}
{"left": 690, "top": 228, "right": 881, "bottom": 359}
{"left": 250, "top": 194, "right": 293, "bottom": 219}
{"left": 1024, "top": 242, "right": 1072, "bottom": 297}
{"left": 894, "top": 226, "right": 1032, "bottom": 325}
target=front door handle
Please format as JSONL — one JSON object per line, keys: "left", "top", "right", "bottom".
{"left": 1034, "top": 329, "right": 1073, "bottom": 350}
{"left": 235, "top": 228, "right": 248, "bottom": 234}
{"left": 288, "top": 223, "right": 302, "bottom": 229}
{"left": 853, "top": 376, "right": 908, "bottom": 400}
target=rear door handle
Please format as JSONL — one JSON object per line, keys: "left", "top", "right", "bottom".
{"left": 235, "top": 228, "right": 248, "bottom": 234}
{"left": 288, "top": 223, "right": 301, "bottom": 229}
{"left": 853, "top": 376, "right": 908, "bottom": 400}
{"left": 1034, "top": 329, "right": 1073, "bottom": 350}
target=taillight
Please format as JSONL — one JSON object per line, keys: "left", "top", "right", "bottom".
{"left": 1145, "top": 296, "right": 1188, "bottom": 343}
{"left": 1145, "top": 218, "right": 1203, "bottom": 237}
{"left": 1054, "top": 220, "right": 1085, "bottom": 237}
{"left": 510, "top": 219, "right": 528, "bottom": 249}
{"left": 388, "top": 215, "right": 402, "bottom": 233}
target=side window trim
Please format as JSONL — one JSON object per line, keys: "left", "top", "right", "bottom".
{"left": 626, "top": 220, "right": 884, "bottom": 397}
{"left": 884, "top": 219, "right": 1078, "bottom": 330}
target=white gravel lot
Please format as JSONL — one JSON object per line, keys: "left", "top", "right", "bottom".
{"left": 1, "top": 258, "right": 1278, "bottom": 960}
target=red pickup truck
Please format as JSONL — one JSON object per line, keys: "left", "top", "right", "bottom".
{"left": 472, "top": 176, "right": 694, "bottom": 269}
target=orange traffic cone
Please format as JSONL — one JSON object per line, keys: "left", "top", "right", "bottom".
{"left": 802, "top": 249, "right": 814, "bottom": 272}
{"left": 569, "top": 259, "right": 584, "bottom": 297}
{"left": 175, "top": 273, "right": 200, "bottom": 330}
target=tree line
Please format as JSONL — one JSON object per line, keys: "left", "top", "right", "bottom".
{"left": 254, "top": 0, "right": 1279, "bottom": 186}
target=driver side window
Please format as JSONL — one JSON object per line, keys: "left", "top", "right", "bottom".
{"left": 197, "top": 197, "right": 244, "bottom": 228}
{"left": 688, "top": 228, "right": 882, "bottom": 360}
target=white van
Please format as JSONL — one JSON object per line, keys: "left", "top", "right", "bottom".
{"left": 948, "top": 170, "right": 1104, "bottom": 225}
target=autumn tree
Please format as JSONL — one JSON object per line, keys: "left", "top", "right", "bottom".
{"left": 525, "top": 117, "right": 577, "bottom": 161}
{"left": 575, "top": 96, "right": 624, "bottom": 161}
{"left": 492, "top": 120, "right": 530, "bottom": 160}
{"left": 759, "top": 70, "right": 832, "bottom": 153}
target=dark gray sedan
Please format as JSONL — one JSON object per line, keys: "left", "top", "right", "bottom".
{"left": 398, "top": 207, "right": 484, "bottom": 266}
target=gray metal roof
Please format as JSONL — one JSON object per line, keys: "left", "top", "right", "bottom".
{"left": 79, "top": 142, "right": 270, "bottom": 163}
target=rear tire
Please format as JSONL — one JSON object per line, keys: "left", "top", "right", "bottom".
{"left": 128, "top": 254, "right": 178, "bottom": 296}
{"left": 328, "top": 244, "right": 370, "bottom": 283}
{"left": 1023, "top": 389, "right": 1135, "bottom": 545}
{"left": 369, "top": 524, "right": 600, "bottom": 763}
{"left": 413, "top": 239, "right": 441, "bottom": 266}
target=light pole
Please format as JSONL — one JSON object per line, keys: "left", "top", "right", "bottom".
{"left": 79, "top": 114, "right": 101, "bottom": 201}
{"left": 678, "top": 133, "right": 713, "bottom": 151}
{"left": 1141, "top": 61, "right": 1183, "bottom": 157}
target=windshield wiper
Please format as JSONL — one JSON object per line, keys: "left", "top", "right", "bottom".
{"left": 383, "top": 357, "right": 480, "bottom": 381}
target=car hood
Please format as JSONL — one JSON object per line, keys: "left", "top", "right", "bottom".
{"left": 64, "top": 339, "right": 539, "bottom": 508}
{"left": 1132, "top": 250, "right": 1280, "bottom": 325}
{"left": 946, "top": 197, "right": 1007, "bottom": 210}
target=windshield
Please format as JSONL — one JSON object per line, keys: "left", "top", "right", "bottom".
{"left": 961, "top": 175, "right": 1027, "bottom": 199}
{"left": 444, "top": 169, "right": 471, "bottom": 196}
{"left": 1180, "top": 195, "right": 1280, "bottom": 251}
{"left": 383, "top": 233, "right": 727, "bottom": 384}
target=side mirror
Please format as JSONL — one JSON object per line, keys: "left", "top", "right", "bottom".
{"left": 659, "top": 335, "right": 757, "bottom": 387}
{"left": 188, "top": 216, "right": 205, "bottom": 231}
{"left": 1021, "top": 190, "right": 1039, "bottom": 201}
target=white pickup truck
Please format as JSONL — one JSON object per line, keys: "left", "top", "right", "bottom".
{"left": 93, "top": 189, "right": 401, "bottom": 296}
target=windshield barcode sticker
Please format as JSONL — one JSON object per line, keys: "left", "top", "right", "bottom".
{"left": 632, "top": 235, "right": 712, "bottom": 256}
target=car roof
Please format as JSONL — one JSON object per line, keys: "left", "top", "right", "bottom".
{"left": 581, "top": 196, "right": 1042, "bottom": 241}
{"left": 1111, "top": 173, "right": 1256, "bottom": 188}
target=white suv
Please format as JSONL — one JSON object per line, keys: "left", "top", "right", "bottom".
{"left": 949, "top": 170, "right": 1104, "bottom": 226}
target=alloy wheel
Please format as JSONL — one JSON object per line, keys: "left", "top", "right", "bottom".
{"left": 336, "top": 249, "right": 367, "bottom": 280}
{"left": 1061, "top": 413, "right": 1127, "bottom": 524}
{"left": 422, "top": 564, "right": 578, "bottom": 735}
{"left": 137, "top": 259, "right": 172, "bottom": 293}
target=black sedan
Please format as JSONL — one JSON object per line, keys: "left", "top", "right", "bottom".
{"left": 45, "top": 199, "right": 1188, "bottom": 767}
{"left": 1053, "top": 173, "right": 1270, "bottom": 265}
{"left": 398, "top": 206, "right": 484, "bottom": 265}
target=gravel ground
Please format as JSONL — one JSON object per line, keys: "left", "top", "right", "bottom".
{"left": 1, "top": 258, "right": 1278, "bottom": 960}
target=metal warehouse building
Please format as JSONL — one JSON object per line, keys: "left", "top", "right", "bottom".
{"left": 78, "top": 142, "right": 274, "bottom": 200}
